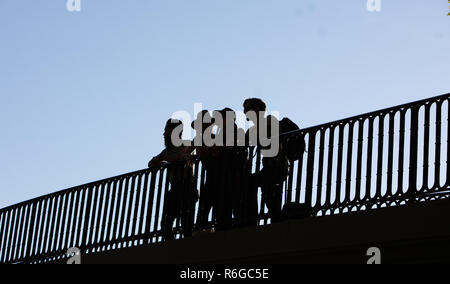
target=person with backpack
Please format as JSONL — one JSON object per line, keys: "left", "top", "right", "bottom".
{"left": 243, "top": 98, "right": 305, "bottom": 223}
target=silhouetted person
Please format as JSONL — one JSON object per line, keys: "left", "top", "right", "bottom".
{"left": 244, "top": 98, "right": 301, "bottom": 223}
{"left": 148, "top": 119, "right": 198, "bottom": 240}
{"left": 190, "top": 110, "right": 216, "bottom": 231}
{"left": 212, "top": 108, "right": 247, "bottom": 230}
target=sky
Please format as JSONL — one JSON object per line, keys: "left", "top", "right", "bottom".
{"left": 0, "top": 0, "right": 449, "bottom": 209}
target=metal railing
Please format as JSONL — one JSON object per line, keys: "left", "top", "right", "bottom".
{"left": 1, "top": 93, "right": 449, "bottom": 264}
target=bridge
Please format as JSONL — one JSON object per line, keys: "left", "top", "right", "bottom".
{"left": 1, "top": 93, "right": 450, "bottom": 264}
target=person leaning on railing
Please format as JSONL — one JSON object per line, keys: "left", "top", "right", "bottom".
{"left": 148, "top": 119, "right": 198, "bottom": 241}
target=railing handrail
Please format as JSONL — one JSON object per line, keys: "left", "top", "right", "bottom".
{"left": 2, "top": 92, "right": 448, "bottom": 213}
{"left": 0, "top": 162, "right": 179, "bottom": 213}
{"left": 293, "top": 92, "right": 450, "bottom": 133}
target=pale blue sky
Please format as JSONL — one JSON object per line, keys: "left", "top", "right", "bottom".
{"left": 0, "top": 0, "right": 449, "bottom": 208}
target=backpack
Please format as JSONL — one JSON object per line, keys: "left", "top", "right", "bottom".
{"left": 280, "top": 118, "right": 305, "bottom": 161}
{"left": 281, "top": 202, "right": 312, "bottom": 221}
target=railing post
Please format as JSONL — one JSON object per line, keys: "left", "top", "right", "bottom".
{"left": 305, "top": 130, "right": 317, "bottom": 207}
{"left": 81, "top": 186, "right": 94, "bottom": 248}
{"left": 408, "top": 105, "right": 419, "bottom": 202}
{"left": 355, "top": 119, "right": 365, "bottom": 201}
{"left": 345, "top": 122, "right": 355, "bottom": 202}
{"left": 434, "top": 100, "right": 443, "bottom": 189}
{"left": 23, "top": 202, "right": 36, "bottom": 261}
{"left": 0, "top": 210, "right": 10, "bottom": 263}
{"left": 386, "top": 112, "right": 396, "bottom": 196}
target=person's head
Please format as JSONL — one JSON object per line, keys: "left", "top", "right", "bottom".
{"left": 213, "top": 107, "right": 236, "bottom": 131}
{"left": 243, "top": 98, "right": 266, "bottom": 123}
{"left": 191, "top": 110, "right": 214, "bottom": 134}
{"left": 164, "top": 119, "right": 183, "bottom": 148}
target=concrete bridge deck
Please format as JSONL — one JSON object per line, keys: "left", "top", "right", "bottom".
{"left": 55, "top": 198, "right": 450, "bottom": 264}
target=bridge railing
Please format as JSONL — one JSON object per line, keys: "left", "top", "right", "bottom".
{"left": 291, "top": 93, "right": 450, "bottom": 216}
{"left": 1, "top": 93, "right": 449, "bottom": 264}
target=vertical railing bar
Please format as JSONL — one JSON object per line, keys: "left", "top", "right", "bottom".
{"left": 316, "top": 129, "right": 325, "bottom": 207}
{"left": 96, "top": 182, "right": 107, "bottom": 246}
{"left": 408, "top": 105, "right": 420, "bottom": 201}
{"left": 386, "top": 112, "right": 396, "bottom": 196}
{"left": 397, "top": 110, "right": 406, "bottom": 195}
{"left": 254, "top": 149, "right": 264, "bottom": 224}
{"left": 55, "top": 193, "right": 68, "bottom": 252}
{"left": 87, "top": 184, "right": 100, "bottom": 247}
{"left": 162, "top": 168, "right": 172, "bottom": 235}
{"left": 355, "top": 119, "right": 364, "bottom": 201}
{"left": 36, "top": 198, "right": 48, "bottom": 256}
{"left": 125, "top": 175, "right": 136, "bottom": 240}
{"left": 119, "top": 177, "right": 130, "bottom": 241}
{"left": 325, "top": 127, "right": 335, "bottom": 206}
{"left": 12, "top": 205, "right": 26, "bottom": 262}
{"left": 81, "top": 186, "right": 94, "bottom": 248}
{"left": 92, "top": 184, "right": 104, "bottom": 249}
{"left": 152, "top": 170, "right": 165, "bottom": 240}
{"left": 47, "top": 196, "right": 59, "bottom": 254}
{"left": 0, "top": 211, "right": 7, "bottom": 262}
{"left": 335, "top": 125, "right": 344, "bottom": 205}
{"left": 1, "top": 210, "right": 11, "bottom": 263}
{"left": 162, "top": 168, "right": 173, "bottom": 237}
{"left": 175, "top": 166, "right": 184, "bottom": 235}
{"left": 16, "top": 205, "right": 28, "bottom": 261}
{"left": 145, "top": 172, "right": 157, "bottom": 240}
{"left": 7, "top": 207, "right": 20, "bottom": 262}
{"left": 295, "top": 136, "right": 305, "bottom": 204}
{"left": 9, "top": 206, "right": 22, "bottom": 262}
{"left": 42, "top": 197, "right": 54, "bottom": 255}
{"left": 138, "top": 172, "right": 150, "bottom": 236}
{"left": 196, "top": 163, "right": 207, "bottom": 230}
{"left": 73, "top": 189, "right": 86, "bottom": 248}
{"left": 30, "top": 201, "right": 42, "bottom": 258}
{"left": 345, "top": 122, "right": 354, "bottom": 202}
{"left": 97, "top": 181, "right": 110, "bottom": 245}
{"left": 447, "top": 98, "right": 450, "bottom": 187}
{"left": 305, "top": 130, "right": 317, "bottom": 207}
{"left": 286, "top": 148, "right": 295, "bottom": 203}
{"left": 24, "top": 202, "right": 37, "bottom": 260}
{"left": 2, "top": 210, "right": 13, "bottom": 263}
{"left": 422, "top": 104, "right": 431, "bottom": 191}
{"left": 102, "top": 180, "right": 117, "bottom": 242}
{"left": 11, "top": 207, "right": 24, "bottom": 262}
{"left": 132, "top": 174, "right": 143, "bottom": 238}
{"left": 376, "top": 114, "right": 385, "bottom": 198}
{"left": 113, "top": 178, "right": 124, "bottom": 242}
{"left": 66, "top": 191, "right": 77, "bottom": 249}
{"left": 434, "top": 100, "right": 443, "bottom": 189}
{"left": 191, "top": 160, "right": 200, "bottom": 230}
{"left": 365, "top": 117, "right": 374, "bottom": 201}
